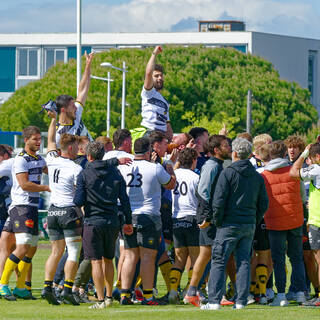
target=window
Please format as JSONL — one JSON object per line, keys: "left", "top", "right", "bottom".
{"left": 308, "top": 51, "right": 317, "bottom": 99}
{"left": 45, "top": 48, "right": 67, "bottom": 72}
{"left": 17, "top": 48, "right": 39, "bottom": 77}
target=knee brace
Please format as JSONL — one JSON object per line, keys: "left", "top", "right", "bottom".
{"left": 65, "top": 236, "right": 81, "bottom": 262}
{"left": 15, "top": 233, "right": 33, "bottom": 245}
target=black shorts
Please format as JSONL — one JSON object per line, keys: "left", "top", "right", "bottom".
{"left": 5, "top": 206, "right": 38, "bottom": 235}
{"left": 47, "top": 205, "right": 82, "bottom": 241}
{"left": 302, "top": 217, "right": 311, "bottom": 250}
{"left": 308, "top": 224, "right": 320, "bottom": 251}
{"left": 124, "top": 214, "right": 161, "bottom": 250}
{"left": 160, "top": 198, "right": 173, "bottom": 242}
{"left": 199, "top": 224, "right": 216, "bottom": 246}
{"left": 83, "top": 223, "right": 119, "bottom": 260}
{"left": 253, "top": 220, "right": 270, "bottom": 251}
{"left": 173, "top": 217, "right": 199, "bottom": 248}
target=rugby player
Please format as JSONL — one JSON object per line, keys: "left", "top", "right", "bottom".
{"left": 0, "top": 126, "right": 49, "bottom": 300}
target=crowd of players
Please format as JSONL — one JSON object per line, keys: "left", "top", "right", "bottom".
{"left": 0, "top": 46, "right": 319, "bottom": 310}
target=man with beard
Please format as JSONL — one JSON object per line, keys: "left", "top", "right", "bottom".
{"left": 55, "top": 52, "right": 94, "bottom": 148}
{"left": 141, "top": 46, "right": 173, "bottom": 141}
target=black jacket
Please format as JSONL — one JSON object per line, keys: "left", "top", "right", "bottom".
{"left": 212, "top": 159, "right": 269, "bottom": 227}
{"left": 74, "top": 160, "right": 132, "bottom": 225}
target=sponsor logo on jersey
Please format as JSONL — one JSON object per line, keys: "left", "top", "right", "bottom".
{"left": 25, "top": 219, "right": 34, "bottom": 228}
{"left": 14, "top": 220, "right": 20, "bottom": 228}
{"left": 148, "top": 237, "right": 154, "bottom": 245}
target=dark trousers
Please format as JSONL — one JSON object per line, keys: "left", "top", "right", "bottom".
{"left": 208, "top": 224, "right": 255, "bottom": 305}
{"left": 268, "top": 226, "right": 306, "bottom": 293}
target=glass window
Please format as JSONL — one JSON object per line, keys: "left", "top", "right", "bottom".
{"left": 18, "top": 49, "right": 28, "bottom": 76}
{"left": 56, "top": 50, "right": 64, "bottom": 62}
{"left": 46, "top": 49, "right": 54, "bottom": 72}
{"left": 45, "top": 49, "right": 66, "bottom": 72}
{"left": 29, "top": 50, "right": 38, "bottom": 76}
{"left": 17, "top": 48, "right": 38, "bottom": 77}
{"left": 308, "top": 51, "right": 317, "bottom": 99}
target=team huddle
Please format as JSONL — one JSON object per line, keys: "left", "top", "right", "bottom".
{"left": 0, "top": 46, "right": 319, "bottom": 311}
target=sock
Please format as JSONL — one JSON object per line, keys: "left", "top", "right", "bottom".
{"left": 44, "top": 280, "right": 53, "bottom": 288}
{"left": 159, "top": 260, "right": 172, "bottom": 292}
{"left": 116, "top": 279, "right": 121, "bottom": 289}
{"left": 120, "top": 289, "right": 131, "bottom": 299}
{"left": 187, "top": 285, "right": 197, "bottom": 297}
{"left": 17, "top": 257, "right": 32, "bottom": 289}
{"left": 250, "top": 281, "right": 256, "bottom": 294}
{"left": 169, "top": 268, "right": 182, "bottom": 292}
{"left": 25, "top": 281, "right": 32, "bottom": 291}
{"left": 64, "top": 279, "right": 74, "bottom": 294}
{"left": 135, "top": 276, "right": 142, "bottom": 288}
{"left": 256, "top": 264, "right": 268, "bottom": 296}
{"left": 143, "top": 289, "right": 153, "bottom": 300}
{"left": 1, "top": 254, "right": 20, "bottom": 285}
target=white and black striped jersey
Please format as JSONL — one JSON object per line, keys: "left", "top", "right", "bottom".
{"left": 103, "top": 150, "right": 134, "bottom": 161}
{"left": 141, "top": 87, "right": 169, "bottom": 132}
{"left": 46, "top": 150, "right": 83, "bottom": 207}
{"left": 120, "top": 160, "right": 171, "bottom": 216}
{"left": 56, "top": 101, "right": 93, "bottom": 148}
{"left": 172, "top": 168, "right": 199, "bottom": 219}
{"left": 10, "top": 151, "right": 46, "bottom": 208}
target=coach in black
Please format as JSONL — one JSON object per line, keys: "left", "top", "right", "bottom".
{"left": 74, "top": 141, "right": 133, "bottom": 309}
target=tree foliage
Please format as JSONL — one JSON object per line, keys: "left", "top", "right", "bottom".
{"left": 0, "top": 46, "right": 317, "bottom": 139}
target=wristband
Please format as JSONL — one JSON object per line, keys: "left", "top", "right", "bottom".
{"left": 301, "top": 149, "right": 309, "bottom": 159}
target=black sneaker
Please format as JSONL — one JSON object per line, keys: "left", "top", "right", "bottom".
{"left": 158, "top": 292, "right": 169, "bottom": 304}
{"left": 28, "top": 290, "right": 37, "bottom": 300}
{"left": 141, "top": 297, "right": 167, "bottom": 306}
{"left": 120, "top": 296, "right": 133, "bottom": 305}
{"left": 78, "top": 291, "right": 91, "bottom": 303}
{"left": 61, "top": 290, "right": 80, "bottom": 306}
{"left": 42, "top": 287, "right": 60, "bottom": 305}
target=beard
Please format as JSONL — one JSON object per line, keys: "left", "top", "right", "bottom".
{"left": 153, "top": 80, "right": 163, "bottom": 91}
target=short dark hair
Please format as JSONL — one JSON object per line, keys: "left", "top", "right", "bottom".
{"left": 207, "top": 135, "right": 227, "bottom": 156}
{"left": 149, "top": 131, "right": 167, "bottom": 147}
{"left": 22, "top": 126, "right": 41, "bottom": 140}
{"left": 0, "top": 144, "right": 12, "bottom": 158}
{"left": 188, "top": 127, "right": 208, "bottom": 140}
{"left": 86, "top": 141, "right": 105, "bottom": 160}
{"left": 237, "top": 132, "right": 253, "bottom": 143}
{"left": 113, "top": 129, "right": 131, "bottom": 149}
{"left": 154, "top": 64, "right": 164, "bottom": 74}
{"left": 269, "top": 140, "right": 287, "bottom": 159}
{"left": 309, "top": 143, "right": 320, "bottom": 159}
{"left": 134, "top": 137, "right": 150, "bottom": 155}
{"left": 178, "top": 148, "right": 198, "bottom": 169}
{"left": 55, "top": 95, "right": 74, "bottom": 114}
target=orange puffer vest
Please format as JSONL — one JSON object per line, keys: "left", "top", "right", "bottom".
{"left": 262, "top": 166, "right": 303, "bottom": 231}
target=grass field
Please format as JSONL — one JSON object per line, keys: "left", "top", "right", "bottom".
{"left": 0, "top": 243, "right": 319, "bottom": 320}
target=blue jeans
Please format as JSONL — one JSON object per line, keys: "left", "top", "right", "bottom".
{"left": 268, "top": 226, "right": 306, "bottom": 293}
{"left": 208, "top": 224, "right": 255, "bottom": 305}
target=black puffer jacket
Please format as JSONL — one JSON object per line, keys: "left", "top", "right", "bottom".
{"left": 212, "top": 159, "right": 269, "bottom": 227}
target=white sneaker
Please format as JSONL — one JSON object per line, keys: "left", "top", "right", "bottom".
{"left": 200, "top": 303, "right": 221, "bottom": 310}
{"left": 234, "top": 304, "right": 245, "bottom": 309}
{"left": 269, "top": 294, "right": 288, "bottom": 307}
{"left": 105, "top": 297, "right": 113, "bottom": 307}
{"left": 247, "top": 293, "right": 255, "bottom": 304}
{"left": 296, "top": 291, "right": 306, "bottom": 304}
{"left": 89, "top": 301, "right": 106, "bottom": 309}
{"left": 168, "top": 289, "right": 180, "bottom": 304}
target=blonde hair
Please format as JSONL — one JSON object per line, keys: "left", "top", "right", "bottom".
{"left": 253, "top": 134, "right": 272, "bottom": 151}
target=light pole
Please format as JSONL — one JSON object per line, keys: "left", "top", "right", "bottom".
{"left": 91, "top": 73, "right": 113, "bottom": 137}
{"left": 76, "top": 0, "right": 82, "bottom": 95}
{"left": 101, "top": 62, "right": 127, "bottom": 129}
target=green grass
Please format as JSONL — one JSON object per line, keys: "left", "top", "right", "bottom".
{"left": 0, "top": 243, "right": 319, "bottom": 320}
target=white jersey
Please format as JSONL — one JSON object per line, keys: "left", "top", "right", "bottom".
{"left": 300, "top": 164, "right": 320, "bottom": 189}
{"left": 103, "top": 150, "right": 134, "bottom": 161}
{"left": 172, "top": 168, "right": 199, "bottom": 219}
{"left": 46, "top": 151, "right": 83, "bottom": 207}
{"left": 141, "top": 87, "right": 169, "bottom": 132}
{"left": 56, "top": 101, "right": 93, "bottom": 148}
{"left": 0, "top": 158, "right": 14, "bottom": 184}
{"left": 10, "top": 151, "right": 46, "bottom": 208}
{"left": 120, "top": 160, "right": 171, "bottom": 216}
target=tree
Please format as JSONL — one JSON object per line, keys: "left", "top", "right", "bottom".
{"left": 0, "top": 46, "right": 317, "bottom": 140}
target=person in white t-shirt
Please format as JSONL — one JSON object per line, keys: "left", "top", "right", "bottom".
{"left": 42, "top": 112, "right": 83, "bottom": 306}
{"left": 54, "top": 52, "right": 94, "bottom": 148}
{"left": 167, "top": 148, "right": 199, "bottom": 304}
{"left": 141, "top": 46, "right": 173, "bottom": 141}
{"left": 119, "top": 137, "right": 176, "bottom": 305}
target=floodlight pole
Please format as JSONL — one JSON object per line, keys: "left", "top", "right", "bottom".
{"left": 246, "top": 89, "right": 252, "bottom": 134}
{"left": 76, "top": 0, "right": 82, "bottom": 94}
{"left": 121, "top": 61, "right": 126, "bottom": 129}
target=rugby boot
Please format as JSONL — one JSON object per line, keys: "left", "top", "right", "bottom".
{"left": 61, "top": 290, "right": 80, "bottom": 305}
{"left": 41, "top": 287, "right": 60, "bottom": 305}
{"left": 13, "top": 287, "right": 32, "bottom": 300}
{"left": 0, "top": 285, "right": 16, "bottom": 301}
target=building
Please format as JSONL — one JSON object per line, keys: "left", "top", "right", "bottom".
{"left": 198, "top": 20, "right": 245, "bottom": 32}
{"left": 0, "top": 30, "right": 319, "bottom": 113}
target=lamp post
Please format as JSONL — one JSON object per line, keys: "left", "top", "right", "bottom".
{"left": 91, "top": 73, "right": 113, "bottom": 137}
{"left": 101, "top": 62, "right": 127, "bottom": 129}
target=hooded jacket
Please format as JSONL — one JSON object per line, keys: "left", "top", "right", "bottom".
{"left": 74, "top": 160, "right": 132, "bottom": 225}
{"left": 212, "top": 159, "right": 269, "bottom": 227}
{"left": 261, "top": 158, "right": 303, "bottom": 231}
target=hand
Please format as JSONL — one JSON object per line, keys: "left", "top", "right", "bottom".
{"left": 151, "top": 151, "right": 158, "bottom": 163}
{"left": 169, "top": 148, "right": 179, "bottom": 163}
{"left": 153, "top": 46, "right": 162, "bottom": 55}
{"left": 123, "top": 224, "right": 133, "bottom": 235}
{"left": 186, "top": 138, "right": 196, "bottom": 149}
{"left": 198, "top": 220, "right": 210, "bottom": 229}
{"left": 219, "top": 123, "right": 229, "bottom": 136}
{"left": 47, "top": 110, "right": 57, "bottom": 119}
{"left": 118, "top": 157, "right": 132, "bottom": 166}
{"left": 44, "top": 185, "right": 51, "bottom": 192}
{"left": 84, "top": 50, "right": 94, "bottom": 65}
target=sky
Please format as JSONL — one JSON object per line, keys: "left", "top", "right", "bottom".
{"left": 0, "top": 0, "right": 320, "bottom": 39}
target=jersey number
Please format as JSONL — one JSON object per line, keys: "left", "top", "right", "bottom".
{"left": 173, "top": 181, "right": 188, "bottom": 196}
{"left": 127, "top": 173, "right": 143, "bottom": 187}
{"left": 53, "top": 169, "right": 60, "bottom": 183}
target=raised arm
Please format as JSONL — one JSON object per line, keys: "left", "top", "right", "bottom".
{"left": 144, "top": 46, "right": 162, "bottom": 90}
{"left": 76, "top": 51, "right": 94, "bottom": 105}
{"left": 47, "top": 111, "right": 57, "bottom": 152}
{"left": 290, "top": 144, "right": 311, "bottom": 179}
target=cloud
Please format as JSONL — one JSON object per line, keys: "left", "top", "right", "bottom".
{"left": 0, "top": 0, "right": 319, "bottom": 39}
